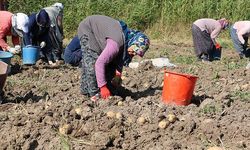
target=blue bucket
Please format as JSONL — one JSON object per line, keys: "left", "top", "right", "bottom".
{"left": 0, "top": 51, "right": 13, "bottom": 65}
{"left": 22, "top": 45, "right": 40, "bottom": 65}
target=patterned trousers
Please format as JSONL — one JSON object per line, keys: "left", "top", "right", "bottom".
{"left": 80, "top": 34, "right": 99, "bottom": 97}
{"left": 79, "top": 34, "right": 118, "bottom": 96}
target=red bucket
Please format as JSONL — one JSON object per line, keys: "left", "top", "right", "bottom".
{"left": 162, "top": 71, "right": 198, "bottom": 106}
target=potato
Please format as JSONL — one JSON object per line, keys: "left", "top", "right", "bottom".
{"left": 116, "top": 112, "right": 123, "bottom": 119}
{"left": 75, "top": 108, "right": 82, "bottom": 115}
{"left": 59, "top": 124, "right": 72, "bottom": 135}
{"left": 168, "top": 114, "right": 177, "bottom": 123}
{"left": 34, "top": 70, "right": 39, "bottom": 74}
{"left": 137, "top": 117, "right": 146, "bottom": 125}
{"left": 127, "top": 117, "right": 134, "bottom": 124}
{"left": 106, "top": 111, "right": 116, "bottom": 118}
{"left": 158, "top": 120, "right": 170, "bottom": 129}
{"left": 121, "top": 75, "right": 126, "bottom": 80}
{"left": 143, "top": 83, "right": 149, "bottom": 88}
{"left": 207, "top": 146, "right": 223, "bottom": 150}
{"left": 117, "top": 101, "right": 124, "bottom": 106}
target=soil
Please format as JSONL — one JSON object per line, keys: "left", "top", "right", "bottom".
{"left": 0, "top": 42, "right": 249, "bottom": 150}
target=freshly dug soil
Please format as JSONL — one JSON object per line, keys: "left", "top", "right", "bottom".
{"left": 0, "top": 42, "right": 249, "bottom": 150}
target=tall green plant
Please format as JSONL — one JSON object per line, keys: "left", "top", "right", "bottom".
{"left": 7, "top": 0, "right": 250, "bottom": 38}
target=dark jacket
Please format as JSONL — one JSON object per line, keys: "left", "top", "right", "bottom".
{"left": 23, "top": 13, "right": 50, "bottom": 46}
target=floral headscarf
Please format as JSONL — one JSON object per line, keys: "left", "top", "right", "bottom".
{"left": 128, "top": 32, "right": 150, "bottom": 57}
{"left": 119, "top": 20, "right": 150, "bottom": 66}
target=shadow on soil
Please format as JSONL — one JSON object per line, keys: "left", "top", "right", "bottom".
{"left": 191, "top": 94, "right": 214, "bottom": 106}
{"left": 116, "top": 86, "right": 162, "bottom": 100}
{"left": 2, "top": 91, "right": 46, "bottom": 104}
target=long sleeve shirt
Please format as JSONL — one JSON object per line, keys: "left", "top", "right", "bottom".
{"left": 78, "top": 15, "right": 126, "bottom": 88}
{"left": 23, "top": 13, "right": 50, "bottom": 46}
{"left": 233, "top": 21, "right": 250, "bottom": 44}
{"left": 95, "top": 38, "right": 120, "bottom": 88}
{"left": 193, "top": 18, "right": 222, "bottom": 43}
{"left": 63, "top": 36, "right": 81, "bottom": 65}
{"left": 0, "top": 11, "right": 19, "bottom": 50}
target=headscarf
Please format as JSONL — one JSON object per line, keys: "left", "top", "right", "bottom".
{"left": 36, "top": 9, "right": 50, "bottom": 27}
{"left": 119, "top": 20, "right": 150, "bottom": 66}
{"left": 218, "top": 18, "right": 229, "bottom": 29}
{"left": 53, "top": 2, "right": 64, "bottom": 10}
{"left": 11, "top": 13, "right": 29, "bottom": 37}
{"left": 128, "top": 32, "right": 150, "bottom": 57}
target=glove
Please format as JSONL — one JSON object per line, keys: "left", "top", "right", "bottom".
{"left": 8, "top": 47, "right": 16, "bottom": 54}
{"left": 48, "top": 60, "right": 57, "bottom": 66}
{"left": 215, "top": 43, "right": 221, "bottom": 49}
{"left": 100, "top": 85, "right": 111, "bottom": 99}
{"left": 14, "top": 45, "right": 21, "bottom": 54}
{"left": 111, "top": 70, "right": 122, "bottom": 87}
{"left": 8, "top": 45, "right": 21, "bottom": 54}
{"left": 40, "top": 41, "right": 46, "bottom": 48}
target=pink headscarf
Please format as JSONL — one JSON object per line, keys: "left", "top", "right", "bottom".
{"left": 218, "top": 18, "right": 229, "bottom": 29}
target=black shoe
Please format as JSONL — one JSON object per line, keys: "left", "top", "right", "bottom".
{"left": 244, "top": 49, "right": 250, "bottom": 58}
{"left": 201, "top": 54, "right": 209, "bottom": 62}
{"left": 0, "top": 91, "right": 4, "bottom": 104}
{"left": 239, "top": 53, "right": 244, "bottom": 59}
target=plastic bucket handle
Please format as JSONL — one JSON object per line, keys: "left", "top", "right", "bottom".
{"left": 25, "top": 45, "right": 40, "bottom": 49}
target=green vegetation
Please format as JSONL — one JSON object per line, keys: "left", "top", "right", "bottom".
{"left": 199, "top": 104, "right": 219, "bottom": 115}
{"left": 7, "top": 0, "right": 250, "bottom": 39}
{"left": 231, "top": 91, "right": 250, "bottom": 102}
{"left": 221, "top": 57, "right": 247, "bottom": 70}
{"left": 173, "top": 55, "right": 196, "bottom": 65}
{"left": 60, "top": 135, "right": 71, "bottom": 150}
{"left": 212, "top": 71, "right": 220, "bottom": 80}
